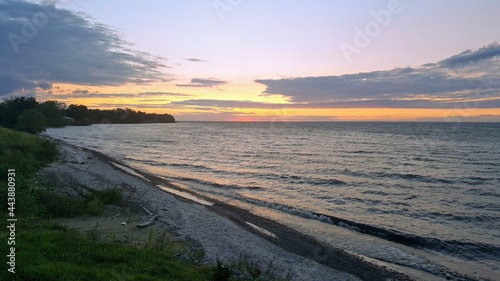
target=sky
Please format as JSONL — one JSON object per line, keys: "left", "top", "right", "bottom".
{"left": 1, "top": 0, "right": 499, "bottom": 121}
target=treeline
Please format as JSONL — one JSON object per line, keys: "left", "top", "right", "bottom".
{"left": 0, "top": 96, "right": 175, "bottom": 134}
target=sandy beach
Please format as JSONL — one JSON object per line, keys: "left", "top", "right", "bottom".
{"left": 38, "top": 137, "right": 415, "bottom": 281}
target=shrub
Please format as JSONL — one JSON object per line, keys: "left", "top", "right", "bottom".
{"left": 17, "top": 109, "right": 48, "bottom": 134}
{"left": 212, "top": 258, "right": 232, "bottom": 281}
{"left": 36, "top": 189, "right": 86, "bottom": 218}
{"left": 86, "top": 197, "right": 104, "bottom": 216}
{"left": 94, "top": 187, "right": 124, "bottom": 206}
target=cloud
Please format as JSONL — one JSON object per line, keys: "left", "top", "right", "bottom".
{"left": 92, "top": 103, "right": 172, "bottom": 109}
{"left": 255, "top": 43, "right": 500, "bottom": 108}
{"left": 171, "top": 112, "right": 342, "bottom": 122}
{"left": 171, "top": 99, "right": 275, "bottom": 108}
{"left": 439, "top": 42, "right": 500, "bottom": 68}
{"left": 0, "top": 71, "right": 52, "bottom": 96}
{"left": 70, "top": 89, "right": 93, "bottom": 96}
{"left": 176, "top": 78, "right": 227, "bottom": 87}
{"left": 413, "top": 115, "right": 500, "bottom": 122}
{"left": 172, "top": 98, "right": 500, "bottom": 109}
{"left": 135, "top": 92, "right": 192, "bottom": 97}
{"left": 186, "top": 58, "right": 206, "bottom": 62}
{"left": 0, "top": 0, "right": 168, "bottom": 96}
{"left": 46, "top": 91, "right": 191, "bottom": 99}
{"left": 37, "top": 81, "right": 53, "bottom": 90}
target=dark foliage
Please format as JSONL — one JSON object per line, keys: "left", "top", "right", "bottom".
{"left": 0, "top": 96, "right": 175, "bottom": 133}
{"left": 79, "top": 106, "right": 175, "bottom": 125}
{"left": 0, "top": 96, "right": 38, "bottom": 128}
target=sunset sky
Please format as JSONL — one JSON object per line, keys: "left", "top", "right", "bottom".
{"left": 1, "top": 0, "right": 499, "bottom": 121}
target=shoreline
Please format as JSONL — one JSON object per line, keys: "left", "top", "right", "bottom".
{"left": 40, "top": 136, "right": 416, "bottom": 281}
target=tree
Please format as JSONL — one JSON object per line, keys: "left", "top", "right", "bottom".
{"left": 0, "top": 96, "right": 38, "bottom": 127}
{"left": 1, "top": 97, "right": 176, "bottom": 129}
{"left": 66, "top": 104, "right": 90, "bottom": 124}
{"left": 38, "top": 100, "right": 67, "bottom": 127}
{"left": 17, "top": 109, "right": 47, "bottom": 134}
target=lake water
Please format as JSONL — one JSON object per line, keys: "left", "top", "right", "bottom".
{"left": 45, "top": 122, "right": 500, "bottom": 280}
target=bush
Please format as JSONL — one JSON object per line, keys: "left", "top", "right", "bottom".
{"left": 93, "top": 187, "right": 124, "bottom": 206}
{"left": 86, "top": 197, "right": 104, "bottom": 216}
{"left": 17, "top": 109, "right": 48, "bottom": 134}
{"left": 16, "top": 188, "right": 47, "bottom": 217}
{"left": 36, "top": 189, "right": 86, "bottom": 218}
{"left": 212, "top": 258, "right": 232, "bottom": 281}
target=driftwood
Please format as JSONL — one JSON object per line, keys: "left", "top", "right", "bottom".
{"left": 137, "top": 214, "right": 159, "bottom": 228}
{"left": 139, "top": 204, "right": 153, "bottom": 216}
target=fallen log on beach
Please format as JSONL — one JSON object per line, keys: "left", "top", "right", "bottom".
{"left": 139, "top": 204, "right": 153, "bottom": 216}
{"left": 137, "top": 214, "right": 159, "bottom": 228}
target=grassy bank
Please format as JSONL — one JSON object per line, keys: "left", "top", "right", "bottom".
{"left": 0, "top": 128, "right": 292, "bottom": 281}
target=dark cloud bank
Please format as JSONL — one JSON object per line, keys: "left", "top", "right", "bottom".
{"left": 0, "top": 0, "right": 167, "bottom": 96}
{"left": 253, "top": 43, "right": 500, "bottom": 109}
{"left": 170, "top": 43, "right": 500, "bottom": 111}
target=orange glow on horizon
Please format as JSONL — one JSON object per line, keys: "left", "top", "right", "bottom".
{"left": 38, "top": 83, "right": 500, "bottom": 122}
{"left": 138, "top": 107, "right": 500, "bottom": 122}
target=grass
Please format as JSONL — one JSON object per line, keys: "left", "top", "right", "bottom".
{"left": 86, "top": 197, "right": 104, "bottom": 216}
{"left": 0, "top": 127, "right": 57, "bottom": 182}
{"left": 91, "top": 187, "right": 124, "bottom": 206}
{"left": 0, "top": 127, "right": 57, "bottom": 214}
{"left": 0, "top": 127, "right": 294, "bottom": 281}
{"left": 32, "top": 189, "right": 86, "bottom": 218}
{"left": 1, "top": 220, "right": 212, "bottom": 281}
{"left": 211, "top": 254, "right": 294, "bottom": 281}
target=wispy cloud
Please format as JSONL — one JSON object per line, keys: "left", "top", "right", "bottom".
{"left": 255, "top": 43, "right": 500, "bottom": 109}
{"left": 0, "top": 0, "right": 168, "bottom": 96}
{"left": 172, "top": 112, "right": 342, "bottom": 122}
{"left": 44, "top": 91, "right": 191, "bottom": 99}
{"left": 92, "top": 103, "right": 172, "bottom": 109}
{"left": 172, "top": 98, "right": 500, "bottom": 109}
{"left": 186, "top": 58, "right": 206, "bottom": 63}
{"left": 171, "top": 99, "right": 275, "bottom": 108}
{"left": 176, "top": 78, "right": 227, "bottom": 87}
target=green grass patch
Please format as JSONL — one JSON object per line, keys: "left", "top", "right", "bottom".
{"left": 0, "top": 127, "right": 57, "bottom": 182}
{"left": 86, "top": 197, "right": 104, "bottom": 216}
{"left": 88, "top": 187, "right": 124, "bottom": 206}
{"left": 0, "top": 128, "right": 57, "bottom": 216}
{"left": 35, "top": 189, "right": 87, "bottom": 218}
{"left": 83, "top": 187, "right": 124, "bottom": 216}
{"left": 0, "top": 221, "right": 212, "bottom": 281}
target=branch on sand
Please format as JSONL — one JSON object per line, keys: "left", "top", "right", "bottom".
{"left": 137, "top": 214, "right": 159, "bottom": 228}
